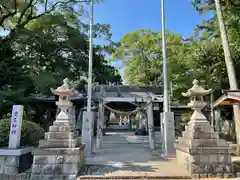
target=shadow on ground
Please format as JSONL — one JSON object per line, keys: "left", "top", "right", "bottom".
{"left": 79, "top": 163, "right": 157, "bottom": 176}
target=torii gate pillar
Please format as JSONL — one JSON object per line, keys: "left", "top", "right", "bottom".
{"left": 96, "top": 101, "right": 104, "bottom": 149}
{"left": 147, "top": 102, "right": 155, "bottom": 150}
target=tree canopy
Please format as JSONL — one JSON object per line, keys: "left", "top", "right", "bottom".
{"left": 109, "top": 0, "right": 240, "bottom": 105}
{"left": 0, "top": 0, "right": 122, "bottom": 117}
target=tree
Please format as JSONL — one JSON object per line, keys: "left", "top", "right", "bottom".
{"left": 0, "top": 39, "right": 30, "bottom": 117}
{"left": 0, "top": 0, "right": 122, "bottom": 119}
{"left": 110, "top": 26, "right": 240, "bottom": 105}
{"left": 214, "top": 0, "right": 240, "bottom": 144}
{"left": 110, "top": 29, "right": 194, "bottom": 104}
{"left": 213, "top": 0, "right": 237, "bottom": 90}
{"left": 192, "top": 0, "right": 240, "bottom": 144}
{"left": 1, "top": 0, "right": 121, "bottom": 87}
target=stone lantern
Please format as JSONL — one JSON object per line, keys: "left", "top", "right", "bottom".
{"left": 181, "top": 79, "right": 212, "bottom": 122}
{"left": 175, "top": 79, "right": 234, "bottom": 178}
{"left": 30, "top": 78, "right": 84, "bottom": 180}
{"left": 51, "top": 78, "right": 74, "bottom": 121}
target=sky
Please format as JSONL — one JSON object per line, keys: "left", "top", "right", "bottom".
{"left": 93, "top": 0, "right": 212, "bottom": 79}
{"left": 94, "top": 0, "right": 210, "bottom": 41}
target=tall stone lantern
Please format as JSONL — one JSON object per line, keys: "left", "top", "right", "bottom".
{"left": 30, "top": 78, "right": 84, "bottom": 180}
{"left": 174, "top": 79, "right": 233, "bottom": 178}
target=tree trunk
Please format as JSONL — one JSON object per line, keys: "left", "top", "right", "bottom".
{"left": 214, "top": 0, "right": 240, "bottom": 144}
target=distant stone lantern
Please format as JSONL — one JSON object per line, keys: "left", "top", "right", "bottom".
{"left": 51, "top": 78, "right": 74, "bottom": 121}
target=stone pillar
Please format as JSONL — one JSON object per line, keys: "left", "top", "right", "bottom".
{"left": 119, "top": 116, "right": 122, "bottom": 126}
{"left": 96, "top": 101, "right": 104, "bottom": 149}
{"left": 147, "top": 102, "right": 155, "bottom": 150}
{"left": 71, "top": 106, "right": 76, "bottom": 129}
{"left": 139, "top": 112, "right": 144, "bottom": 129}
{"left": 214, "top": 108, "right": 221, "bottom": 132}
{"left": 0, "top": 105, "right": 24, "bottom": 174}
{"left": 162, "top": 112, "right": 175, "bottom": 156}
{"left": 8, "top": 105, "right": 24, "bottom": 149}
{"left": 160, "top": 112, "right": 164, "bottom": 153}
{"left": 82, "top": 110, "right": 94, "bottom": 157}
{"left": 76, "top": 110, "right": 82, "bottom": 136}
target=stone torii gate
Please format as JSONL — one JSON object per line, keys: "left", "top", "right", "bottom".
{"left": 86, "top": 85, "right": 165, "bottom": 152}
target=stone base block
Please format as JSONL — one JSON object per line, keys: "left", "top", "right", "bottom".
{"left": 49, "top": 125, "right": 74, "bottom": 132}
{"left": 52, "top": 121, "right": 74, "bottom": 126}
{"left": 45, "top": 132, "right": 77, "bottom": 140}
{"left": 32, "top": 147, "right": 84, "bottom": 155}
{"left": 32, "top": 147, "right": 84, "bottom": 165}
{"left": 38, "top": 139, "right": 80, "bottom": 148}
{"left": 33, "top": 154, "right": 82, "bottom": 165}
{"left": 31, "top": 147, "right": 84, "bottom": 179}
{"left": 0, "top": 147, "right": 33, "bottom": 174}
{"left": 224, "top": 173, "right": 234, "bottom": 178}
{"left": 176, "top": 148, "right": 233, "bottom": 176}
{"left": 30, "top": 174, "right": 77, "bottom": 180}
{"left": 216, "top": 173, "right": 224, "bottom": 178}
{"left": 177, "top": 137, "right": 228, "bottom": 147}
{"left": 191, "top": 173, "right": 199, "bottom": 179}
{"left": 175, "top": 143, "right": 231, "bottom": 154}
{"left": 199, "top": 173, "right": 208, "bottom": 178}
{"left": 207, "top": 174, "right": 215, "bottom": 178}
{"left": 31, "top": 163, "right": 80, "bottom": 174}
{"left": 182, "top": 131, "right": 219, "bottom": 139}
{"left": 0, "top": 173, "right": 29, "bottom": 180}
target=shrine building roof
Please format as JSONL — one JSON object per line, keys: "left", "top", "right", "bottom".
{"left": 28, "top": 91, "right": 86, "bottom": 103}
{"left": 214, "top": 90, "right": 240, "bottom": 107}
{"left": 28, "top": 85, "right": 163, "bottom": 103}
{"left": 91, "top": 85, "right": 163, "bottom": 102}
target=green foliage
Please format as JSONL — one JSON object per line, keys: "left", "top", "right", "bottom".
{"left": 181, "top": 112, "right": 192, "bottom": 123}
{"left": 110, "top": 29, "right": 197, "bottom": 104}
{"left": 191, "top": 0, "right": 240, "bottom": 38}
{"left": 110, "top": 13, "right": 240, "bottom": 104}
{"left": 0, "top": 0, "right": 122, "bottom": 118}
{"left": 0, "top": 119, "right": 44, "bottom": 147}
{"left": 135, "top": 112, "right": 140, "bottom": 121}
{"left": 0, "top": 41, "right": 30, "bottom": 115}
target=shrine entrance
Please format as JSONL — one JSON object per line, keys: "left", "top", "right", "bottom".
{"left": 93, "top": 85, "right": 164, "bottom": 150}
{"left": 80, "top": 84, "right": 176, "bottom": 161}
{"left": 80, "top": 84, "right": 182, "bottom": 176}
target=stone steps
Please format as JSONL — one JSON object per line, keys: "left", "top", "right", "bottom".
{"left": 101, "top": 133, "right": 162, "bottom": 145}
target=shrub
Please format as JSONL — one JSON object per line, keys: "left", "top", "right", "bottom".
{"left": 0, "top": 119, "right": 44, "bottom": 147}
{"left": 181, "top": 112, "right": 192, "bottom": 123}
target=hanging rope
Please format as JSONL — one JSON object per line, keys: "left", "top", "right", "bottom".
{"left": 103, "top": 100, "right": 153, "bottom": 116}
{"left": 97, "top": 84, "right": 159, "bottom": 116}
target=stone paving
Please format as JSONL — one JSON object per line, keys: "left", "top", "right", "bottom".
{"left": 78, "top": 132, "right": 240, "bottom": 179}
{"left": 80, "top": 132, "right": 189, "bottom": 178}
